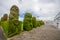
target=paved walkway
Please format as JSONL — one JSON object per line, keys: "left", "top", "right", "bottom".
{"left": 0, "top": 27, "right": 6, "bottom": 40}
{"left": 9, "top": 24, "right": 60, "bottom": 40}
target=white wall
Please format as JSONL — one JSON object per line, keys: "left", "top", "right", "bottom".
{"left": 53, "top": 20, "right": 60, "bottom": 29}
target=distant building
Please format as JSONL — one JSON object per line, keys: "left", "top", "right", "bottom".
{"left": 54, "top": 12, "right": 60, "bottom": 28}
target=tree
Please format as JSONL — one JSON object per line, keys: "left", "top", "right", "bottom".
{"left": 1, "top": 14, "right": 8, "bottom": 21}
{"left": 23, "top": 13, "right": 33, "bottom": 31}
{"left": 32, "top": 17, "right": 36, "bottom": 28}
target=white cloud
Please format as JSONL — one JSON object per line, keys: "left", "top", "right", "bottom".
{"left": 0, "top": 0, "right": 60, "bottom": 21}
{"left": 19, "top": 17, "right": 23, "bottom": 21}
{"left": 33, "top": 0, "right": 39, "bottom": 2}
{"left": 32, "top": 4, "right": 40, "bottom": 12}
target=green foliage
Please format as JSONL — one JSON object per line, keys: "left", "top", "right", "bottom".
{"left": 8, "top": 20, "right": 16, "bottom": 35}
{"left": 0, "top": 20, "right": 1, "bottom": 26}
{"left": 1, "top": 21, "right": 9, "bottom": 37}
{"left": 40, "top": 20, "right": 44, "bottom": 25}
{"left": 36, "top": 21, "right": 40, "bottom": 26}
{"left": 32, "top": 17, "right": 36, "bottom": 28}
{"left": 1, "top": 17, "right": 23, "bottom": 38}
{"left": 24, "top": 13, "right": 32, "bottom": 18}
{"left": 1, "top": 14, "right": 8, "bottom": 22}
{"left": 18, "top": 21, "right": 23, "bottom": 31}
{"left": 36, "top": 20, "right": 44, "bottom": 27}
{"left": 8, "top": 20, "right": 23, "bottom": 37}
{"left": 0, "top": 5, "right": 45, "bottom": 38}
{"left": 23, "top": 13, "right": 33, "bottom": 31}
{"left": 8, "top": 5, "right": 20, "bottom": 37}
{"left": 9, "top": 5, "right": 19, "bottom": 20}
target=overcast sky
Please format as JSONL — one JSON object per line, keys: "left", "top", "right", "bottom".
{"left": 0, "top": 0, "right": 60, "bottom": 21}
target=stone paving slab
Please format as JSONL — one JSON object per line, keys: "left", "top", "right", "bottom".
{"left": 9, "top": 25, "right": 60, "bottom": 40}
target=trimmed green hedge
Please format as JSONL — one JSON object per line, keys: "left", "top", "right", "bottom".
{"left": 1, "top": 20, "right": 23, "bottom": 37}
{"left": 23, "top": 13, "right": 33, "bottom": 31}
{"left": 32, "top": 17, "right": 36, "bottom": 28}
{"left": 18, "top": 21, "right": 23, "bottom": 31}
{"left": 1, "top": 21, "right": 9, "bottom": 37}
{"left": 1, "top": 17, "right": 44, "bottom": 38}
{"left": 0, "top": 21, "right": 1, "bottom": 26}
{"left": 36, "top": 20, "right": 44, "bottom": 27}
{"left": 23, "top": 18, "right": 33, "bottom": 31}
{"left": 8, "top": 20, "right": 23, "bottom": 37}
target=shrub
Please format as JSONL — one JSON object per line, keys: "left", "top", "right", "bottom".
{"left": 1, "top": 14, "right": 8, "bottom": 22}
{"left": 9, "top": 20, "right": 16, "bottom": 35}
{"left": 9, "top": 5, "right": 19, "bottom": 34}
{"left": 9, "top": 5, "right": 19, "bottom": 20}
{"left": 0, "top": 5, "right": 24, "bottom": 37}
{"left": 36, "top": 21, "right": 40, "bottom": 27}
{"left": 8, "top": 20, "right": 23, "bottom": 37}
{"left": 8, "top": 5, "right": 20, "bottom": 37}
{"left": 0, "top": 21, "right": 1, "bottom": 26}
{"left": 23, "top": 13, "right": 33, "bottom": 31}
{"left": 18, "top": 21, "right": 23, "bottom": 31}
{"left": 36, "top": 20, "right": 44, "bottom": 27}
{"left": 39, "top": 20, "right": 44, "bottom": 25}
{"left": 1, "top": 21, "right": 9, "bottom": 37}
{"left": 32, "top": 17, "right": 36, "bottom": 28}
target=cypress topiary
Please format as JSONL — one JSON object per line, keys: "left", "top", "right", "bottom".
{"left": 23, "top": 13, "right": 33, "bottom": 31}
{"left": 9, "top": 5, "right": 19, "bottom": 20}
{"left": 9, "top": 5, "right": 19, "bottom": 36}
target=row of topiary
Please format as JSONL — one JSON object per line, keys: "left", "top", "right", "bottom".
{"left": 23, "top": 13, "right": 44, "bottom": 31}
{"left": 0, "top": 5, "right": 44, "bottom": 38}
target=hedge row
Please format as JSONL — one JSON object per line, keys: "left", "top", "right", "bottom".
{"left": 23, "top": 13, "right": 44, "bottom": 31}
{"left": 1, "top": 13, "right": 44, "bottom": 37}
{"left": 0, "top": 21, "right": 1, "bottom": 26}
{"left": 1, "top": 21, "right": 8, "bottom": 37}
{"left": 1, "top": 5, "right": 44, "bottom": 38}
{"left": 32, "top": 17, "right": 36, "bottom": 28}
{"left": 1, "top": 21, "right": 23, "bottom": 37}
{"left": 36, "top": 20, "right": 44, "bottom": 27}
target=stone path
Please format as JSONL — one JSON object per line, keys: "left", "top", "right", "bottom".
{"left": 0, "top": 27, "right": 6, "bottom": 40}
{"left": 9, "top": 24, "right": 60, "bottom": 40}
